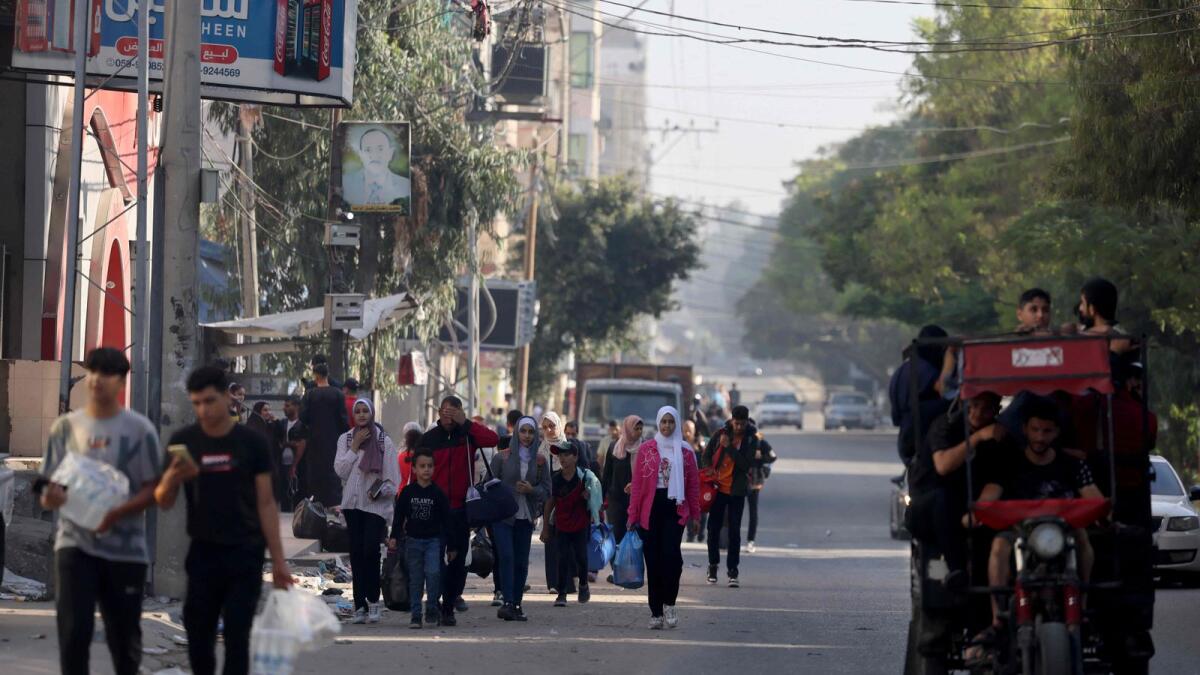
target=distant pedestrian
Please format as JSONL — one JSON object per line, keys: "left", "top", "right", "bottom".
{"left": 628, "top": 406, "right": 701, "bottom": 629}
{"left": 690, "top": 394, "right": 711, "bottom": 438}
{"left": 417, "top": 395, "right": 499, "bottom": 626}
{"left": 491, "top": 417, "right": 550, "bottom": 621}
{"left": 300, "top": 362, "right": 349, "bottom": 506}
{"left": 398, "top": 421, "right": 423, "bottom": 489}
{"left": 37, "top": 348, "right": 162, "bottom": 675}
{"left": 303, "top": 354, "right": 342, "bottom": 392}
{"left": 335, "top": 399, "right": 400, "bottom": 624}
{"left": 245, "top": 401, "right": 275, "bottom": 443}
{"left": 730, "top": 383, "right": 741, "bottom": 409}
{"left": 541, "top": 441, "right": 599, "bottom": 607}
{"left": 497, "top": 409, "right": 524, "bottom": 451}
{"left": 683, "top": 419, "right": 708, "bottom": 543}
{"left": 603, "top": 415, "right": 642, "bottom": 547}
{"left": 342, "top": 378, "right": 361, "bottom": 428}
{"left": 388, "top": 449, "right": 453, "bottom": 629}
{"left": 746, "top": 428, "right": 777, "bottom": 554}
{"left": 702, "top": 405, "right": 757, "bottom": 587}
{"left": 276, "top": 395, "right": 309, "bottom": 511}
{"left": 228, "top": 383, "right": 247, "bottom": 422}
{"left": 596, "top": 419, "right": 620, "bottom": 473}
{"left": 155, "top": 365, "right": 292, "bottom": 675}
{"left": 539, "top": 412, "right": 576, "bottom": 595}
{"left": 489, "top": 409, "right": 524, "bottom": 607}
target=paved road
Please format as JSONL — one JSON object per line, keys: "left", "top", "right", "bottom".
{"left": 2, "top": 431, "right": 1196, "bottom": 673}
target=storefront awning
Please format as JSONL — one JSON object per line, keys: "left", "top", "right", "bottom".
{"left": 201, "top": 292, "right": 419, "bottom": 342}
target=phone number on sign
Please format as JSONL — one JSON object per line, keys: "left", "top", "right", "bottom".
{"left": 108, "top": 58, "right": 164, "bottom": 72}
{"left": 202, "top": 66, "right": 241, "bottom": 78}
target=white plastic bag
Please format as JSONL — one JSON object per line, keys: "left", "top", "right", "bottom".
{"left": 251, "top": 589, "right": 341, "bottom": 674}
{"left": 50, "top": 452, "right": 129, "bottom": 531}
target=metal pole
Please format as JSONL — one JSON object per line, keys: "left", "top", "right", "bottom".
{"left": 326, "top": 110, "right": 346, "bottom": 382}
{"left": 516, "top": 156, "right": 539, "bottom": 411}
{"left": 58, "top": 2, "right": 90, "bottom": 414}
{"left": 132, "top": 0, "right": 150, "bottom": 414}
{"left": 468, "top": 216, "right": 479, "bottom": 416}
{"left": 237, "top": 106, "right": 260, "bottom": 320}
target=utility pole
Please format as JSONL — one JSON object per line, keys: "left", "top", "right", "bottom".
{"left": 326, "top": 109, "right": 347, "bottom": 381}
{"left": 467, "top": 215, "right": 479, "bottom": 416}
{"left": 516, "top": 155, "right": 540, "bottom": 411}
{"left": 131, "top": 0, "right": 150, "bottom": 414}
{"left": 57, "top": 0, "right": 89, "bottom": 414}
{"left": 237, "top": 105, "right": 260, "bottom": 321}
{"left": 154, "top": 0, "right": 202, "bottom": 598}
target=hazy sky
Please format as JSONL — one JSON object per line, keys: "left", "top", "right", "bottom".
{"left": 627, "top": 0, "right": 928, "bottom": 216}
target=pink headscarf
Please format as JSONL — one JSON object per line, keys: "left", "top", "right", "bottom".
{"left": 612, "top": 415, "right": 642, "bottom": 460}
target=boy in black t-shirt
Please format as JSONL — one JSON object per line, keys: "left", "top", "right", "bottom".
{"left": 975, "top": 397, "right": 1102, "bottom": 630}
{"left": 388, "top": 449, "right": 453, "bottom": 628}
{"left": 156, "top": 367, "right": 292, "bottom": 675}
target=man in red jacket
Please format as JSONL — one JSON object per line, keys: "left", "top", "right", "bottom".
{"left": 418, "top": 395, "right": 500, "bottom": 626}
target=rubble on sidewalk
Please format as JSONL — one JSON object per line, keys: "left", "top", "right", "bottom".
{"left": 267, "top": 556, "right": 359, "bottom": 621}
{"left": 1, "top": 567, "right": 49, "bottom": 601}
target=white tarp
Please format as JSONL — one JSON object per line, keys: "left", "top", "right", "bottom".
{"left": 202, "top": 292, "right": 418, "bottom": 342}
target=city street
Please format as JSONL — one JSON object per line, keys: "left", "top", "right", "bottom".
{"left": 3, "top": 429, "right": 1198, "bottom": 673}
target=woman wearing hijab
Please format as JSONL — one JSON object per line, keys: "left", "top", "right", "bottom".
{"left": 628, "top": 406, "right": 701, "bottom": 629}
{"left": 489, "top": 417, "right": 550, "bottom": 621}
{"left": 539, "top": 412, "right": 571, "bottom": 594}
{"left": 334, "top": 399, "right": 401, "bottom": 624}
{"left": 602, "top": 415, "right": 642, "bottom": 547}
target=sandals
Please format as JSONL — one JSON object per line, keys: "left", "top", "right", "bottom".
{"left": 963, "top": 624, "right": 1001, "bottom": 668}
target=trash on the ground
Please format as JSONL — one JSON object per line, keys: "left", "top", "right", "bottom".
{"left": 1, "top": 568, "right": 49, "bottom": 601}
{"left": 334, "top": 598, "right": 354, "bottom": 618}
{"left": 321, "top": 588, "right": 343, "bottom": 596}
{"left": 171, "top": 634, "right": 189, "bottom": 646}
{"left": 825, "top": 530, "right": 833, "bottom": 537}
{"left": 31, "top": 634, "right": 45, "bottom": 639}
{"left": 143, "top": 646, "right": 169, "bottom": 656}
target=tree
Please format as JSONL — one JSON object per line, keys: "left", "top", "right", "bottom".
{"left": 520, "top": 177, "right": 701, "bottom": 399}
{"left": 206, "top": 0, "right": 523, "bottom": 388}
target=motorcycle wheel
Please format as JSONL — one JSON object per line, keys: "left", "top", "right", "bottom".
{"left": 1035, "top": 622, "right": 1072, "bottom": 675}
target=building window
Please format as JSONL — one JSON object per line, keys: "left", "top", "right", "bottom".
{"left": 569, "top": 32, "right": 594, "bottom": 88}
{"left": 567, "top": 133, "right": 588, "bottom": 175}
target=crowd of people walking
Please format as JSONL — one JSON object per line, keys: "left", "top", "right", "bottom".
{"left": 34, "top": 348, "right": 779, "bottom": 674}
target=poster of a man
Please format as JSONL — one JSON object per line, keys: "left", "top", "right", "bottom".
{"left": 340, "top": 122, "right": 411, "bottom": 213}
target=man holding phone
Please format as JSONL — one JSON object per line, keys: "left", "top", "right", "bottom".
{"left": 155, "top": 366, "right": 292, "bottom": 675}
{"left": 37, "top": 348, "right": 162, "bottom": 675}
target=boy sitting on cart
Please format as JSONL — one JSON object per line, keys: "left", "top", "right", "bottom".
{"left": 973, "top": 396, "right": 1103, "bottom": 634}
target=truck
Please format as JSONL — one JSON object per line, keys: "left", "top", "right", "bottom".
{"left": 574, "top": 362, "right": 695, "bottom": 447}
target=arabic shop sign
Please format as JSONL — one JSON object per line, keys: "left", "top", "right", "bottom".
{"left": 10, "top": 0, "right": 357, "bottom": 107}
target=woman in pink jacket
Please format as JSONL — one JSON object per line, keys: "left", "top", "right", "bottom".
{"left": 628, "top": 406, "right": 701, "bottom": 630}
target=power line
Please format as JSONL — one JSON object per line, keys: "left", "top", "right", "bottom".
{"left": 833, "top": 0, "right": 1163, "bottom": 11}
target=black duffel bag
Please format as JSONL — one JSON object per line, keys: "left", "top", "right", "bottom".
{"left": 320, "top": 510, "right": 351, "bottom": 553}
{"left": 380, "top": 549, "right": 410, "bottom": 612}
{"left": 465, "top": 454, "right": 518, "bottom": 528}
{"left": 292, "top": 498, "right": 328, "bottom": 540}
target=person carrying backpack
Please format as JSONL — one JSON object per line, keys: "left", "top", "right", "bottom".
{"left": 540, "top": 441, "right": 601, "bottom": 607}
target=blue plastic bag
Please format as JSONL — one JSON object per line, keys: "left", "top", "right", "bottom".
{"left": 612, "top": 528, "right": 644, "bottom": 589}
{"left": 588, "top": 522, "right": 616, "bottom": 572}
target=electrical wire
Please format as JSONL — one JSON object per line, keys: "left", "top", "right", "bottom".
{"left": 833, "top": 0, "right": 1164, "bottom": 11}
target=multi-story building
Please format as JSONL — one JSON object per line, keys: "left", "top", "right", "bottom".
{"left": 598, "top": 22, "right": 648, "bottom": 188}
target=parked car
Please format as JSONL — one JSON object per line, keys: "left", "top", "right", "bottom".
{"left": 889, "top": 471, "right": 911, "bottom": 540}
{"left": 1150, "top": 455, "right": 1200, "bottom": 581}
{"left": 756, "top": 392, "right": 804, "bottom": 429}
{"left": 737, "top": 363, "right": 764, "bottom": 377}
{"left": 823, "top": 391, "right": 876, "bottom": 430}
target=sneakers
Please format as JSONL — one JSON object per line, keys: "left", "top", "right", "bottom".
{"left": 649, "top": 615, "right": 664, "bottom": 630}
{"left": 455, "top": 596, "right": 469, "bottom": 613}
{"left": 440, "top": 610, "right": 457, "bottom": 627}
{"left": 497, "top": 603, "right": 515, "bottom": 621}
{"left": 664, "top": 605, "right": 679, "bottom": 629}
{"left": 747, "top": 541, "right": 757, "bottom": 554}
{"left": 706, "top": 566, "right": 718, "bottom": 584}
{"left": 409, "top": 616, "right": 422, "bottom": 630}
{"left": 367, "top": 602, "right": 381, "bottom": 624}
{"left": 351, "top": 608, "right": 368, "bottom": 624}
{"left": 513, "top": 605, "right": 528, "bottom": 622}
{"left": 728, "top": 577, "right": 740, "bottom": 588}
{"left": 554, "top": 593, "right": 568, "bottom": 607}
{"left": 425, "top": 610, "right": 440, "bottom": 626}
{"left": 578, "top": 584, "right": 591, "bottom": 604}
{"left": 491, "top": 590, "right": 503, "bottom": 607}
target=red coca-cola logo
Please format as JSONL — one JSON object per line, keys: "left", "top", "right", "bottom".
{"left": 115, "top": 37, "right": 164, "bottom": 59}
{"left": 321, "top": 0, "right": 332, "bottom": 68}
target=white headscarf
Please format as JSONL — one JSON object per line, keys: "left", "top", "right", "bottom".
{"left": 654, "top": 406, "right": 689, "bottom": 504}
{"left": 539, "top": 411, "right": 566, "bottom": 457}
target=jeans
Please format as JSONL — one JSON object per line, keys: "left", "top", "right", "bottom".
{"left": 747, "top": 489, "right": 761, "bottom": 542}
{"left": 344, "top": 509, "right": 387, "bottom": 610}
{"left": 440, "top": 509, "right": 469, "bottom": 614}
{"left": 708, "top": 492, "right": 745, "bottom": 577}
{"left": 405, "top": 537, "right": 443, "bottom": 621}
{"left": 493, "top": 519, "right": 534, "bottom": 606}
{"left": 555, "top": 528, "right": 590, "bottom": 594}
{"left": 184, "top": 541, "right": 265, "bottom": 675}
{"left": 643, "top": 488, "right": 685, "bottom": 617}
{"left": 55, "top": 547, "right": 146, "bottom": 675}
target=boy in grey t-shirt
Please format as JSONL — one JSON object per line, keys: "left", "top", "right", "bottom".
{"left": 37, "top": 348, "right": 161, "bottom": 675}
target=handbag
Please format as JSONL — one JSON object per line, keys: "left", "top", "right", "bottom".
{"left": 380, "top": 549, "right": 410, "bottom": 612}
{"left": 466, "top": 451, "right": 519, "bottom": 528}
{"left": 699, "top": 442, "right": 724, "bottom": 514}
{"left": 467, "top": 529, "right": 495, "bottom": 579}
{"left": 320, "top": 510, "right": 351, "bottom": 553}
{"left": 292, "top": 498, "right": 328, "bottom": 540}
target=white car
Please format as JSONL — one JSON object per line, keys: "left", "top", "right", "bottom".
{"left": 1149, "top": 455, "right": 1200, "bottom": 579}
{"left": 756, "top": 392, "right": 804, "bottom": 429}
